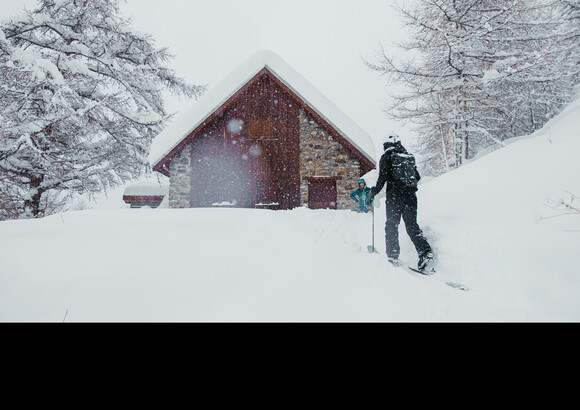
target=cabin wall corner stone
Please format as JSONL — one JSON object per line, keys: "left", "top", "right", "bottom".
{"left": 168, "top": 144, "right": 192, "bottom": 208}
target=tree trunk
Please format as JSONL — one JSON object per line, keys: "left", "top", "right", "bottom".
{"left": 23, "top": 175, "right": 45, "bottom": 218}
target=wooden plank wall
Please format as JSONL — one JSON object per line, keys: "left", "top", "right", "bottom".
{"left": 189, "top": 75, "right": 300, "bottom": 209}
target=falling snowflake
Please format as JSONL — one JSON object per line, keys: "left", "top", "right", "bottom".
{"left": 227, "top": 118, "right": 244, "bottom": 134}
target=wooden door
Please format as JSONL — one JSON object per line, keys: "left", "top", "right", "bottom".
{"left": 251, "top": 139, "right": 280, "bottom": 208}
{"left": 308, "top": 179, "right": 337, "bottom": 209}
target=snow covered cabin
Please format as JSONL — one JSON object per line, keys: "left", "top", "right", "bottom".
{"left": 150, "top": 50, "right": 376, "bottom": 210}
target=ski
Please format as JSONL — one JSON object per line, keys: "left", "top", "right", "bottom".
{"left": 408, "top": 267, "right": 469, "bottom": 291}
{"left": 408, "top": 266, "right": 435, "bottom": 276}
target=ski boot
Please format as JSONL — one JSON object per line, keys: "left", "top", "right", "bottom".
{"left": 388, "top": 257, "right": 400, "bottom": 267}
{"left": 418, "top": 251, "right": 434, "bottom": 272}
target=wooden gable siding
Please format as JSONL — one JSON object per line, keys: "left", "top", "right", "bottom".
{"left": 188, "top": 73, "right": 301, "bottom": 209}
{"left": 153, "top": 68, "right": 374, "bottom": 177}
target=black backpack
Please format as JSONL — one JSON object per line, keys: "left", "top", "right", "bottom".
{"left": 391, "top": 152, "right": 418, "bottom": 189}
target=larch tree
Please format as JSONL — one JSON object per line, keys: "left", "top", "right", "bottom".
{"left": 368, "top": 0, "right": 579, "bottom": 175}
{"left": 0, "top": 0, "right": 205, "bottom": 219}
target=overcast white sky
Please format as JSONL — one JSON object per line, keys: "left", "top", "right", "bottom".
{"left": 1, "top": 0, "right": 411, "bottom": 154}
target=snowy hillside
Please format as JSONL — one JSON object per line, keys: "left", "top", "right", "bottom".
{"left": 1, "top": 94, "right": 579, "bottom": 321}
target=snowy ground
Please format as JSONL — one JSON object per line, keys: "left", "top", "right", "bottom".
{"left": 1, "top": 96, "right": 579, "bottom": 322}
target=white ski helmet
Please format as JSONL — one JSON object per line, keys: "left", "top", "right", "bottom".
{"left": 382, "top": 133, "right": 401, "bottom": 149}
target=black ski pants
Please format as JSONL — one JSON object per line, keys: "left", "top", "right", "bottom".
{"left": 385, "top": 188, "right": 431, "bottom": 259}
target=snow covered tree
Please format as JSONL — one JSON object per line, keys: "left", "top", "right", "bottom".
{"left": 368, "top": 0, "right": 579, "bottom": 175}
{"left": 559, "top": 0, "right": 580, "bottom": 26}
{"left": 555, "top": 0, "right": 580, "bottom": 82}
{"left": 0, "top": 0, "right": 204, "bottom": 220}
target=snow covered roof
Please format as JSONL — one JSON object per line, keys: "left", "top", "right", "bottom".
{"left": 150, "top": 49, "right": 376, "bottom": 172}
{"left": 123, "top": 182, "right": 169, "bottom": 196}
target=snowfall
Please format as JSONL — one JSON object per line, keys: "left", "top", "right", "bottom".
{"left": 2, "top": 93, "right": 579, "bottom": 322}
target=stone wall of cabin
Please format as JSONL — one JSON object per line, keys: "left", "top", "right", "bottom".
{"left": 168, "top": 143, "right": 192, "bottom": 208}
{"left": 298, "top": 109, "right": 361, "bottom": 210}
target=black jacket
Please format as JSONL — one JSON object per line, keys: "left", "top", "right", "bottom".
{"left": 371, "top": 142, "right": 421, "bottom": 198}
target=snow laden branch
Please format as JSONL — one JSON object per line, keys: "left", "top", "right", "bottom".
{"left": 0, "top": 0, "right": 206, "bottom": 220}
{"left": 367, "top": 0, "right": 579, "bottom": 176}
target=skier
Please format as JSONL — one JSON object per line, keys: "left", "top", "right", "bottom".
{"left": 369, "top": 134, "right": 433, "bottom": 271}
{"left": 350, "top": 178, "right": 373, "bottom": 213}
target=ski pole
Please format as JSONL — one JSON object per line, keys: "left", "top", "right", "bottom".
{"left": 372, "top": 204, "right": 375, "bottom": 251}
{"left": 368, "top": 202, "right": 377, "bottom": 253}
